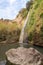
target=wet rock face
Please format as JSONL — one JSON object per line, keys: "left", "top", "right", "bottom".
{"left": 5, "top": 47, "right": 43, "bottom": 65}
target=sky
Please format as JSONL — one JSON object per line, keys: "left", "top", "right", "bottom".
{"left": 0, "top": 0, "right": 29, "bottom": 19}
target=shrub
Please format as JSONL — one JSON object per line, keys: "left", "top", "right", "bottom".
{"left": 26, "top": 0, "right": 33, "bottom": 11}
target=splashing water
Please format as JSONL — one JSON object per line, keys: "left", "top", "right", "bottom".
{"left": 19, "top": 12, "right": 29, "bottom": 46}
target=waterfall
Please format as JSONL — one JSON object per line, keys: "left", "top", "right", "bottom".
{"left": 19, "top": 12, "right": 29, "bottom": 46}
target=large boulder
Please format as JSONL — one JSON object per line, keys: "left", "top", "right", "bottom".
{"left": 5, "top": 47, "right": 43, "bottom": 65}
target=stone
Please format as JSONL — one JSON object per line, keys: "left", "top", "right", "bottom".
{"left": 5, "top": 47, "right": 43, "bottom": 65}
{"left": 0, "top": 60, "right": 6, "bottom": 65}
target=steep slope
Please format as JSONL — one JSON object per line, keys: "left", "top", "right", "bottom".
{"left": 25, "top": 0, "right": 43, "bottom": 46}
{"left": 14, "top": 8, "right": 28, "bottom": 29}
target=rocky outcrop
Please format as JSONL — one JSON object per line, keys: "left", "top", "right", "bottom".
{"left": 5, "top": 47, "right": 43, "bottom": 65}
{"left": 14, "top": 8, "right": 28, "bottom": 28}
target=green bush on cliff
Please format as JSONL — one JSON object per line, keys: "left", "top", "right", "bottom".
{"left": 19, "top": 8, "right": 28, "bottom": 19}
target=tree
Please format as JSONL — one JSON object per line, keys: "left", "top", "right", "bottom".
{"left": 26, "top": 0, "right": 33, "bottom": 11}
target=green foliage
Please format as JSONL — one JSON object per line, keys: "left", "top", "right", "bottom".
{"left": 28, "top": 32, "right": 33, "bottom": 41}
{"left": 40, "top": 26, "right": 43, "bottom": 37}
{"left": 25, "top": 0, "right": 43, "bottom": 43}
{"left": 0, "top": 29, "right": 8, "bottom": 42}
{"left": 19, "top": 8, "right": 28, "bottom": 19}
{"left": 40, "top": 13, "right": 43, "bottom": 18}
{"left": 34, "top": 3, "right": 39, "bottom": 9}
{"left": 26, "top": 0, "right": 33, "bottom": 11}
{"left": 0, "top": 28, "right": 20, "bottom": 42}
{"left": 0, "top": 21, "right": 21, "bottom": 43}
{"left": 29, "top": 12, "right": 35, "bottom": 26}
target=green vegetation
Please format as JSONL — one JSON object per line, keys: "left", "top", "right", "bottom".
{"left": 26, "top": 0, "right": 33, "bottom": 11}
{"left": 19, "top": 8, "right": 28, "bottom": 19}
{"left": 0, "top": 20, "right": 20, "bottom": 43}
{"left": 24, "top": 0, "right": 43, "bottom": 45}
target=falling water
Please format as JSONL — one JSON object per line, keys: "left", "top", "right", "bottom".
{"left": 19, "top": 12, "right": 29, "bottom": 46}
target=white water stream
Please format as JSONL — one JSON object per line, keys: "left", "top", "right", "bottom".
{"left": 19, "top": 12, "right": 29, "bottom": 46}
